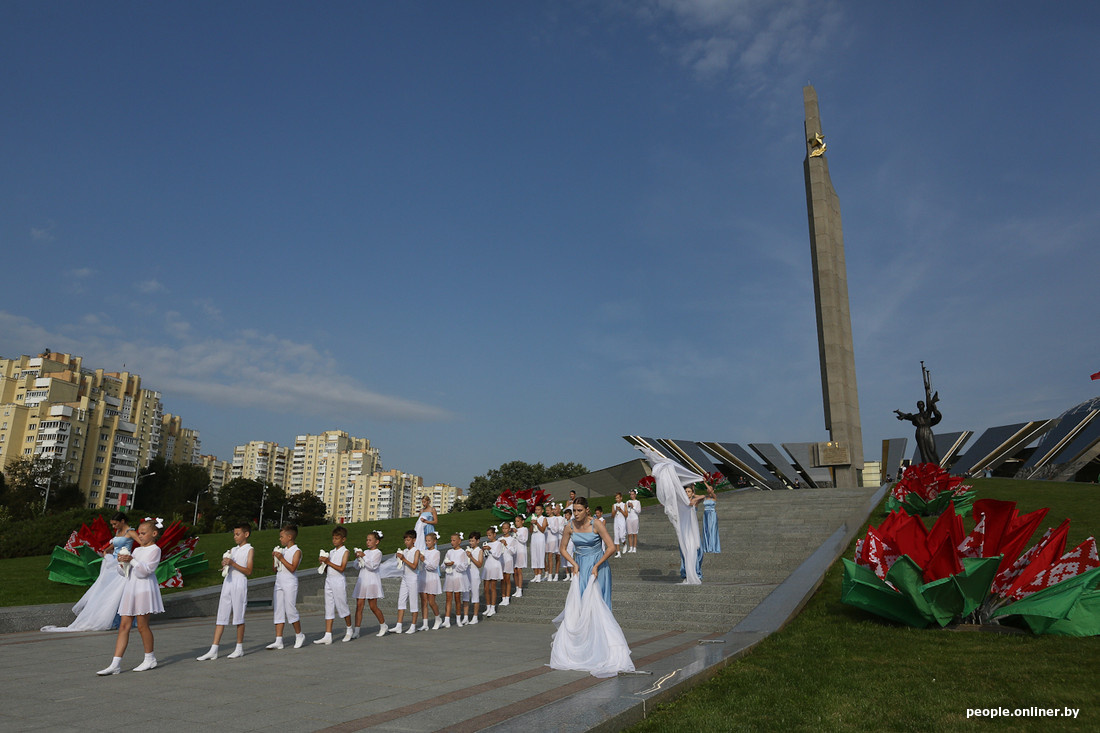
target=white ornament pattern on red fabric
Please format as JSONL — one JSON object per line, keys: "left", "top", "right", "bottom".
{"left": 992, "top": 526, "right": 1056, "bottom": 595}
{"left": 957, "top": 515, "right": 986, "bottom": 558}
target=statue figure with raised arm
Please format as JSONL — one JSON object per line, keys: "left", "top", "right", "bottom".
{"left": 894, "top": 361, "right": 943, "bottom": 465}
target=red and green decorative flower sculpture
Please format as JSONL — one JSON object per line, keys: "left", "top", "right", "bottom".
{"left": 842, "top": 498, "right": 1100, "bottom": 635}
{"left": 885, "top": 462, "right": 976, "bottom": 517}
{"left": 635, "top": 475, "right": 656, "bottom": 498}
{"left": 696, "top": 471, "right": 731, "bottom": 492}
{"left": 491, "top": 488, "right": 552, "bottom": 522}
{"left": 46, "top": 516, "right": 207, "bottom": 589}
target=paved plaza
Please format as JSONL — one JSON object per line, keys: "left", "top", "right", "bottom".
{"left": 1, "top": 485, "right": 885, "bottom": 732}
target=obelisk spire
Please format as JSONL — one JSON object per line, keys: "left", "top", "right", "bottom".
{"left": 803, "top": 86, "right": 863, "bottom": 487}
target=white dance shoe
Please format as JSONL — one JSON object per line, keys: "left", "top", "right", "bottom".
{"left": 515, "top": 589, "right": 522, "bottom": 598}
{"left": 133, "top": 655, "right": 157, "bottom": 672}
{"left": 227, "top": 645, "right": 244, "bottom": 659}
{"left": 391, "top": 623, "right": 402, "bottom": 634}
{"left": 404, "top": 625, "right": 416, "bottom": 635}
{"left": 441, "top": 618, "right": 451, "bottom": 629}
{"left": 266, "top": 639, "right": 284, "bottom": 650}
{"left": 469, "top": 615, "right": 479, "bottom": 624}
{"left": 499, "top": 597, "right": 510, "bottom": 606}
{"left": 96, "top": 662, "right": 122, "bottom": 676}
{"left": 196, "top": 647, "right": 218, "bottom": 661}
{"left": 294, "top": 633, "right": 306, "bottom": 648}
{"left": 313, "top": 633, "right": 333, "bottom": 645}
{"left": 376, "top": 624, "right": 389, "bottom": 637}
{"left": 432, "top": 617, "right": 443, "bottom": 630}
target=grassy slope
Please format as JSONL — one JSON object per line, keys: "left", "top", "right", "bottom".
{"left": 0, "top": 494, "right": 633, "bottom": 607}
{"left": 629, "top": 479, "right": 1100, "bottom": 733}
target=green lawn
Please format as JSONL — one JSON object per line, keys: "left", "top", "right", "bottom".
{"left": 628, "top": 479, "right": 1100, "bottom": 733}
{"left": 0, "top": 494, "right": 629, "bottom": 608}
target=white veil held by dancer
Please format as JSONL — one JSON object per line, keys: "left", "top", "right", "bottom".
{"left": 413, "top": 517, "right": 428, "bottom": 551}
{"left": 549, "top": 570, "right": 634, "bottom": 678}
{"left": 637, "top": 446, "right": 705, "bottom": 585}
{"left": 41, "top": 555, "right": 126, "bottom": 632}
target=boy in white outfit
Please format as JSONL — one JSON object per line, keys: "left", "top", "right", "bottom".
{"left": 315, "top": 526, "right": 354, "bottom": 644}
{"left": 393, "top": 529, "right": 422, "bottom": 634}
{"left": 197, "top": 523, "right": 254, "bottom": 660}
{"left": 267, "top": 524, "right": 304, "bottom": 650}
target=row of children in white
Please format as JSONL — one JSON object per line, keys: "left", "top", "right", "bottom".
{"left": 95, "top": 498, "right": 642, "bottom": 674}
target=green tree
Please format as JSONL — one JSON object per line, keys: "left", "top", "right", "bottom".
{"left": 214, "top": 478, "right": 286, "bottom": 530}
{"left": 133, "top": 457, "right": 213, "bottom": 521}
{"left": 285, "top": 492, "right": 329, "bottom": 527}
{"left": 465, "top": 460, "right": 589, "bottom": 510}
{"left": 1, "top": 456, "right": 73, "bottom": 519}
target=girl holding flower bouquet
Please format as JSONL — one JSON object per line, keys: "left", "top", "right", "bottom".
{"left": 96, "top": 518, "right": 164, "bottom": 675}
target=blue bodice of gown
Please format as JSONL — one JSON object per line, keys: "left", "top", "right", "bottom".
{"left": 703, "top": 498, "right": 716, "bottom": 513}
{"left": 110, "top": 534, "right": 134, "bottom": 557}
{"left": 420, "top": 511, "right": 435, "bottom": 532}
{"left": 572, "top": 531, "right": 613, "bottom": 609}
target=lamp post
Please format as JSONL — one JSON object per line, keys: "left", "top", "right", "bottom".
{"left": 258, "top": 484, "right": 266, "bottom": 531}
{"left": 42, "top": 459, "right": 73, "bottom": 514}
{"left": 190, "top": 487, "right": 208, "bottom": 527}
{"left": 129, "top": 471, "right": 156, "bottom": 511}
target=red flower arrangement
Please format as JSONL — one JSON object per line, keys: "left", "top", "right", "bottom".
{"left": 885, "top": 462, "right": 975, "bottom": 516}
{"left": 491, "top": 487, "right": 552, "bottom": 521}
{"left": 843, "top": 498, "right": 1100, "bottom": 635}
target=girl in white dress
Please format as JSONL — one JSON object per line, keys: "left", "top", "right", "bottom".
{"left": 442, "top": 532, "right": 469, "bottom": 628}
{"left": 419, "top": 532, "right": 443, "bottom": 630}
{"left": 353, "top": 530, "right": 387, "bottom": 637}
{"left": 96, "top": 518, "right": 164, "bottom": 675}
{"left": 461, "top": 531, "right": 484, "bottom": 624}
{"left": 499, "top": 523, "right": 515, "bottom": 605}
{"left": 481, "top": 526, "right": 504, "bottom": 616}
{"left": 612, "top": 493, "right": 628, "bottom": 558}
{"left": 529, "top": 504, "right": 547, "bottom": 582}
{"left": 545, "top": 504, "right": 563, "bottom": 581}
{"left": 626, "top": 490, "right": 641, "bottom": 553}
{"left": 559, "top": 508, "right": 575, "bottom": 581}
{"left": 512, "top": 516, "right": 529, "bottom": 597}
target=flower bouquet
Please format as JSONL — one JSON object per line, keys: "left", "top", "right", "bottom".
{"left": 884, "top": 462, "right": 975, "bottom": 517}
{"left": 842, "top": 498, "right": 1100, "bottom": 635}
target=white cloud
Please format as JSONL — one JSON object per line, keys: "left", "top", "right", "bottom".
{"left": 69, "top": 267, "right": 95, "bottom": 279}
{"left": 636, "top": 0, "right": 843, "bottom": 88}
{"left": 31, "top": 223, "right": 56, "bottom": 242}
{"left": 0, "top": 311, "right": 453, "bottom": 423}
{"left": 138, "top": 279, "right": 165, "bottom": 294}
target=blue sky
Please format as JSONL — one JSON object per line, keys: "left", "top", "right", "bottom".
{"left": 2, "top": 1, "right": 1097, "bottom": 488}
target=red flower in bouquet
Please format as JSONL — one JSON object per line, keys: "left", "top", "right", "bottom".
{"left": 885, "top": 462, "right": 975, "bottom": 516}
{"left": 843, "top": 498, "right": 1100, "bottom": 634}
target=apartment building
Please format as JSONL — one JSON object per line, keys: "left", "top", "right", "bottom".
{"left": 287, "top": 430, "right": 381, "bottom": 520}
{"left": 0, "top": 351, "right": 198, "bottom": 509}
{"left": 231, "top": 440, "right": 291, "bottom": 487}
{"left": 201, "top": 454, "right": 232, "bottom": 493}
{"left": 359, "top": 468, "right": 422, "bottom": 522}
{"left": 415, "top": 483, "right": 463, "bottom": 514}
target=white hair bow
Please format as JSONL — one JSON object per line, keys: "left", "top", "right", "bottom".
{"left": 143, "top": 516, "right": 165, "bottom": 529}
{"left": 374, "top": 530, "right": 384, "bottom": 538}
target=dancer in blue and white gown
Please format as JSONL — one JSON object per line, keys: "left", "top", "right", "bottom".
{"left": 413, "top": 496, "right": 438, "bottom": 551}
{"left": 701, "top": 485, "right": 721, "bottom": 553}
{"left": 43, "top": 513, "right": 138, "bottom": 632}
{"left": 550, "top": 497, "right": 634, "bottom": 678}
{"left": 637, "top": 446, "right": 705, "bottom": 585}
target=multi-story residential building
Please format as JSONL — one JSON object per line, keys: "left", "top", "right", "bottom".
{"left": 0, "top": 351, "right": 198, "bottom": 509}
{"left": 231, "top": 440, "right": 291, "bottom": 487}
{"left": 201, "top": 454, "right": 232, "bottom": 494}
{"left": 159, "top": 413, "right": 201, "bottom": 466}
{"left": 415, "top": 483, "right": 463, "bottom": 514}
{"left": 360, "top": 468, "right": 422, "bottom": 522}
{"left": 287, "top": 430, "right": 380, "bottom": 520}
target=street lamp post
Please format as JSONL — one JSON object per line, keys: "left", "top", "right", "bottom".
{"left": 42, "top": 460, "right": 73, "bottom": 514}
{"left": 190, "top": 487, "right": 208, "bottom": 527}
{"left": 258, "top": 485, "right": 266, "bottom": 531}
{"left": 129, "top": 472, "right": 156, "bottom": 511}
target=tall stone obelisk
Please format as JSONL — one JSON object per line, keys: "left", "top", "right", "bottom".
{"left": 803, "top": 86, "right": 863, "bottom": 487}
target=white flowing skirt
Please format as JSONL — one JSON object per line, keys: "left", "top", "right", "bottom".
{"left": 549, "top": 573, "right": 634, "bottom": 678}
{"left": 41, "top": 555, "right": 125, "bottom": 632}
